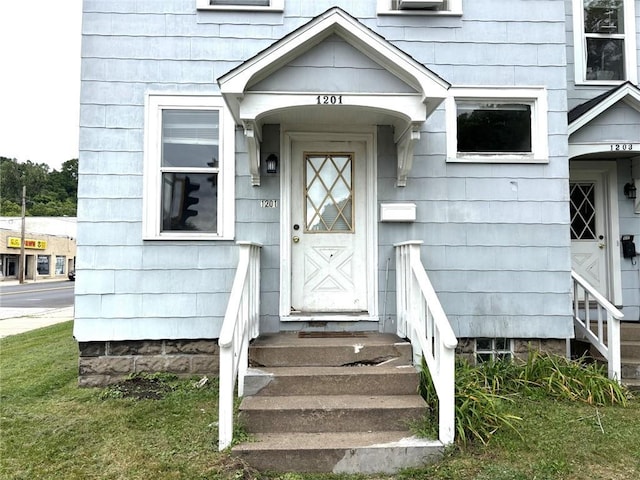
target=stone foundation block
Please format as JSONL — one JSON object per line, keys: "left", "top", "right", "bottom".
{"left": 134, "top": 355, "right": 191, "bottom": 374}
{"left": 165, "top": 339, "right": 219, "bottom": 355}
{"left": 79, "top": 356, "right": 134, "bottom": 375}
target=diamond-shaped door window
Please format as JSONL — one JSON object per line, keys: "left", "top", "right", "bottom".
{"left": 305, "top": 153, "right": 354, "bottom": 232}
{"left": 570, "top": 182, "right": 596, "bottom": 240}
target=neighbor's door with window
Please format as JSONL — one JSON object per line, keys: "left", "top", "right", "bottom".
{"left": 570, "top": 171, "right": 609, "bottom": 296}
{"left": 290, "top": 140, "right": 368, "bottom": 313}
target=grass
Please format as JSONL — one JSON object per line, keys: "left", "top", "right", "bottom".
{"left": 1, "top": 322, "right": 640, "bottom": 479}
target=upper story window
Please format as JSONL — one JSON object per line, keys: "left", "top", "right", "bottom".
{"left": 377, "top": 0, "right": 462, "bottom": 15}
{"left": 196, "top": 0, "right": 284, "bottom": 11}
{"left": 143, "top": 95, "right": 235, "bottom": 240}
{"left": 573, "top": 0, "right": 638, "bottom": 84}
{"left": 446, "top": 87, "right": 549, "bottom": 163}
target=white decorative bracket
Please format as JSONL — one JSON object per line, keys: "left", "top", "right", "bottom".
{"left": 243, "top": 121, "right": 262, "bottom": 186}
{"left": 396, "top": 123, "right": 421, "bottom": 187}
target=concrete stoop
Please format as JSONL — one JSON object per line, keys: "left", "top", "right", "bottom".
{"left": 621, "top": 323, "right": 640, "bottom": 390}
{"left": 587, "top": 322, "right": 640, "bottom": 390}
{"left": 232, "top": 332, "right": 443, "bottom": 473}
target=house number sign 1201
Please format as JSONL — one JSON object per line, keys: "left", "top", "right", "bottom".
{"left": 316, "top": 95, "right": 343, "bottom": 105}
{"left": 260, "top": 199, "right": 278, "bottom": 208}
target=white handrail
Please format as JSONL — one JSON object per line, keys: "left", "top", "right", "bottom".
{"left": 218, "top": 241, "right": 262, "bottom": 451}
{"left": 571, "top": 270, "right": 623, "bottom": 381}
{"left": 395, "top": 241, "right": 457, "bottom": 445}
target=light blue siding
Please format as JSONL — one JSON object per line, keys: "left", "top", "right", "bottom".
{"left": 76, "top": 0, "right": 585, "bottom": 342}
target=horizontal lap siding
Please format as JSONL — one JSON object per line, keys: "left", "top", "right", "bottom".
{"left": 377, "top": 0, "right": 572, "bottom": 338}
{"left": 76, "top": 5, "right": 249, "bottom": 341}
{"left": 77, "top": 0, "right": 573, "bottom": 341}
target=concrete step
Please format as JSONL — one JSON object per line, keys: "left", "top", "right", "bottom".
{"left": 232, "top": 431, "right": 443, "bottom": 474}
{"left": 239, "top": 394, "right": 427, "bottom": 433}
{"left": 249, "top": 332, "right": 412, "bottom": 367}
{"left": 621, "top": 358, "right": 640, "bottom": 380}
{"left": 621, "top": 322, "right": 640, "bottom": 341}
{"left": 243, "top": 365, "right": 420, "bottom": 396}
{"left": 621, "top": 340, "right": 640, "bottom": 358}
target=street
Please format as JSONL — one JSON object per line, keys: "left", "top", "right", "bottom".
{"left": 0, "top": 280, "right": 74, "bottom": 308}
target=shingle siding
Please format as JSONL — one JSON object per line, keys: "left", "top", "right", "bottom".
{"left": 77, "top": 0, "right": 636, "bottom": 344}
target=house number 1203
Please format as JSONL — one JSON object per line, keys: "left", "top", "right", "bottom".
{"left": 316, "top": 95, "right": 343, "bottom": 105}
{"left": 610, "top": 143, "right": 634, "bottom": 151}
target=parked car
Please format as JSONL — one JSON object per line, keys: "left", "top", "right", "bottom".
{"left": 68, "top": 270, "right": 75, "bottom": 281}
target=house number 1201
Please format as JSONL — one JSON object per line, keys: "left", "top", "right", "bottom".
{"left": 260, "top": 199, "right": 278, "bottom": 208}
{"left": 316, "top": 95, "right": 343, "bottom": 105}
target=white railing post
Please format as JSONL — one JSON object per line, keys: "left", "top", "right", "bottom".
{"left": 218, "top": 241, "right": 262, "bottom": 451}
{"left": 607, "top": 311, "right": 621, "bottom": 381}
{"left": 570, "top": 270, "right": 623, "bottom": 382}
{"left": 395, "top": 241, "right": 457, "bottom": 446}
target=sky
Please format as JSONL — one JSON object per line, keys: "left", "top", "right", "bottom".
{"left": 0, "top": 0, "right": 82, "bottom": 171}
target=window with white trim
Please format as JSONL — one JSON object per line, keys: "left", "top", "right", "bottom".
{"left": 475, "top": 338, "right": 513, "bottom": 363}
{"left": 377, "top": 0, "right": 462, "bottom": 15}
{"left": 572, "top": 0, "right": 638, "bottom": 84}
{"left": 143, "top": 95, "right": 235, "bottom": 240}
{"left": 196, "top": 0, "right": 283, "bottom": 11}
{"left": 446, "top": 87, "right": 549, "bottom": 163}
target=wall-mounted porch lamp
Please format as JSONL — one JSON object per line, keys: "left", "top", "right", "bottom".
{"left": 265, "top": 154, "right": 279, "bottom": 174}
{"left": 624, "top": 181, "right": 637, "bottom": 200}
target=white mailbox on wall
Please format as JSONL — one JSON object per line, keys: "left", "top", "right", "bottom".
{"left": 379, "top": 203, "right": 417, "bottom": 222}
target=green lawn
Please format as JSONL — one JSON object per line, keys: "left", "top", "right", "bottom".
{"left": 1, "top": 322, "right": 639, "bottom": 480}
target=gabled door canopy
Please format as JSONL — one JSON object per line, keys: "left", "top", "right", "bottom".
{"left": 218, "top": 7, "right": 450, "bottom": 186}
{"left": 568, "top": 82, "right": 640, "bottom": 159}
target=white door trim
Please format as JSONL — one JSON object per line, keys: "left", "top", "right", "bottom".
{"left": 279, "top": 128, "right": 378, "bottom": 321}
{"left": 570, "top": 161, "right": 623, "bottom": 305}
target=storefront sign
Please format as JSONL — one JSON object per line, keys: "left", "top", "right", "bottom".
{"left": 7, "top": 237, "right": 47, "bottom": 250}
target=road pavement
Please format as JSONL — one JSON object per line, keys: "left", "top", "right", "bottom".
{"left": 0, "top": 279, "right": 74, "bottom": 338}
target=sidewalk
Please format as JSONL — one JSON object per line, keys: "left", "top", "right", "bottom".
{"left": 0, "top": 307, "right": 74, "bottom": 338}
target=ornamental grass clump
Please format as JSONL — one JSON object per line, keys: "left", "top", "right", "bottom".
{"left": 513, "top": 349, "right": 629, "bottom": 406}
{"left": 418, "top": 350, "right": 630, "bottom": 446}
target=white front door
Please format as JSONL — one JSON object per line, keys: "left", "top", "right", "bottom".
{"left": 290, "top": 140, "right": 368, "bottom": 313}
{"left": 570, "top": 172, "right": 608, "bottom": 295}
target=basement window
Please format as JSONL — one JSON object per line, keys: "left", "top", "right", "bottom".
{"left": 378, "top": 0, "right": 462, "bottom": 15}
{"left": 196, "top": 0, "right": 284, "bottom": 11}
{"left": 475, "top": 338, "right": 513, "bottom": 363}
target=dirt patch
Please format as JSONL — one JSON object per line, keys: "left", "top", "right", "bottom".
{"left": 101, "top": 375, "right": 175, "bottom": 400}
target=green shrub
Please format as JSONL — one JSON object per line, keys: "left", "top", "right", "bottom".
{"left": 418, "top": 351, "right": 629, "bottom": 446}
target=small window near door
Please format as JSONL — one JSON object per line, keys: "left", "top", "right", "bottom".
{"left": 457, "top": 102, "right": 532, "bottom": 154}
{"left": 446, "top": 87, "right": 549, "bottom": 163}
{"left": 143, "top": 94, "right": 235, "bottom": 240}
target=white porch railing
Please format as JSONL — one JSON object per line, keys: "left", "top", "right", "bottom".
{"left": 218, "top": 241, "right": 262, "bottom": 451}
{"left": 571, "top": 270, "right": 623, "bottom": 381}
{"left": 395, "top": 241, "right": 458, "bottom": 445}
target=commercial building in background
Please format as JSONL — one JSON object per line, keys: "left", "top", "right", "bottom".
{"left": 0, "top": 217, "right": 76, "bottom": 281}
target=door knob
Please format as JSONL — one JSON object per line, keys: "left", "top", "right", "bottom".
{"left": 292, "top": 236, "right": 300, "bottom": 243}
{"left": 598, "top": 242, "right": 606, "bottom": 249}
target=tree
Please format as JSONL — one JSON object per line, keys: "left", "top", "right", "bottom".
{"left": 0, "top": 156, "right": 78, "bottom": 216}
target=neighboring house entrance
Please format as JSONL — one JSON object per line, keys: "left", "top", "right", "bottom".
{"left": 282, "top": 132, "right": 376, "bottom": 320}
{"left": 570, "top": 162, "right": 622, "bottom": 303}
